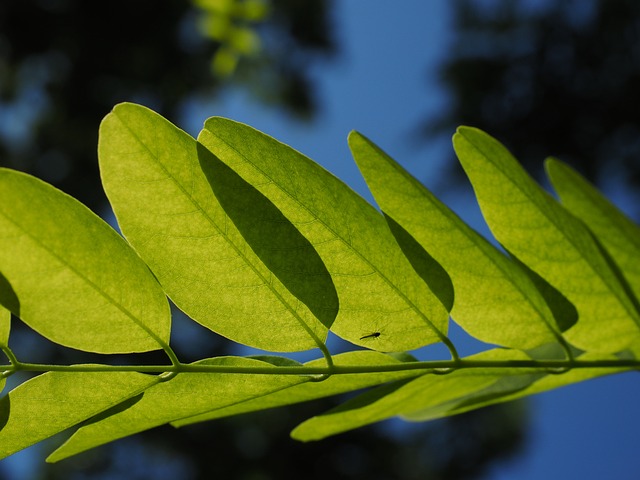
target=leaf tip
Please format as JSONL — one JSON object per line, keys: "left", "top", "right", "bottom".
{"left": 289, "top": 425, "right": 316, "bottom": 443}
{"left": 347, "top": 130, "right": 367, "bottom": 147}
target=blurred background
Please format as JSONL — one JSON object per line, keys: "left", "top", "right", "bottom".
{"left": 1, "top": 0, "right": 640, "bottom": 478}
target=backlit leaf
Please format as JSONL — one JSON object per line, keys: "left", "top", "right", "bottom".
{"left": 0, "top": 370, "right": 157, "bottom": 460}
{"left": 403, "top": 352, "right": 629, "bottom": 421}
{"left": 291, "top": 349, "right": 533, "bottom": 441}
{"left": 172, "top": 350, "right": 424, "bottom": 427}
{"left": 349, "top": 131, "right": 565, "bottom": 350}
{"left": 0, "top": 169, "right": 170, "bottom": 353}
{"left": 198, "top": 118, "right": 451, "bottom": 353}
{"left": 0, "top": 304, "right": 8, "bottom": 348}
{"left": 47, "top": 357, "right": 309, "bottom": 462}
{"left": 546, "top": 158, "right": 640, "bottom": 302}
{"left": 99, "top": 103, "right": 336, "bottom": 352}
{"left": 453, "top": 127, "right": 640, "bottom": 353}
{"left": 0, "top": 305, "right": 8, "bottom": 394}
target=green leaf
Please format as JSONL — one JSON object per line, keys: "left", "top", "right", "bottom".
{"left": 0, "top": 370, "right": 157, "bottom": 460}
{"left": 47, "top": 357, "right": 310, "bottom": 462}
{"left": 198, "top": 118, "right": 451, "bottom": 353}
{"left": 0, "top": 305, "right": 8, "bottom": 394}
{"left": 453, "top": 127, "right": 640, "bottom": 353}
{"left": 99, "top": 103, "right": 336, "bottom": 352}
{"left": 171, "top": 350, "right": 425, "bottom": 428}
{"left": 0, "top": 303, "right": 9, "bottom": 348}
{"left": 0, "top": 168, "right": 171, "bottom": 353}
{"left": 291, "top": 349, "right": 533, "bottom": 441}
{"left": 546, "top": 158, "right": 640, "bottom": 303}
{"left": 403, "top": 352, "right": 629, "bottom": 422}
{"left": 349, "top": 132, "right": 564, "bottom": 350}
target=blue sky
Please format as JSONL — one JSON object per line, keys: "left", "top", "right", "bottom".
{"left": 182, "top": 1, "right": 640, "bottom": 479}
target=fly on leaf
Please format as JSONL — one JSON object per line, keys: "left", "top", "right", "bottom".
{"left": 359, "top": 332, "right": 381, "bottom": 340}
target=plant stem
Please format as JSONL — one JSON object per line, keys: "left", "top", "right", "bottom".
{"left": 2, "top": 358, "right": 638, "bottom": 376}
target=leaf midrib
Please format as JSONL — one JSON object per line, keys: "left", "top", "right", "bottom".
{"left": 203, "top": 126, "right": 451, "bottom": 348}
{"left": 114, "top": 113, "right": 326, "bottom": 349}
{"left": 376, "top": 143, "right": 561, "bottom": 341}
{"left": 0, "top": 201, "right": 167, "bottom": 351}
{"left": 462, "top": 132, "right": 640, "bottom": 327}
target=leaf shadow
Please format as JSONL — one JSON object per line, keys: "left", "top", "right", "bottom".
{"left": 0, "top": 395, "right": 9, "bottom": 432}
{"left": 590, "top": 233, "right": 640, "bottom": 318}
{"left": 196, "top": 143, "right": 339, "bottom": 329}
{"left": 383, "top": 214, "right": 454, "bottom": 312}
{"left": 450, "top": 373, "right": 544, "bottom": 412}
{"left": 79, "top": 392, "right": 144, "bottom": 428}
{"left": 0, "top": 271, "right": 19, "bottom": 318}
{"left": 508, "top": 252, "right": 578, "bottom": 333}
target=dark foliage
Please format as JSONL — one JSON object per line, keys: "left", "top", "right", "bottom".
{"left": 0, "top": 0, "right": 334, "bottom": 211}
{"left": 426, "top": 0, "right": 640, "bottom": 199}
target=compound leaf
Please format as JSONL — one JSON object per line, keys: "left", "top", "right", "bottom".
{"left": 47, "top": 357, "right": 310, "bottom": 462}
{"left": 453, "top": 127, "right": 640, "bottom": 353}
{"left": 0, "top": 371, "right": 157, "bottom": 460}
{"left": 403, "top": 352, "right": 629, "bottom": 422}
{"left": 546, "top": 158, "right": 640, "bottom": 303}
{"left": 99, "top": 103, "right": 335, "bottom": 352}
{"left": 198, "top": 118, "right": 450, "bottom": 353}
{"left": 349, "top": 131, "right": 564, "bottom": 350}
{"left": 172, "top": 350, "right": 425, "bottom": 427}
{"left": 0, "top": 169, "right": 170, "bottom": 353}
{"left": 291, "top": 349, "right": 532, "bottom": 442}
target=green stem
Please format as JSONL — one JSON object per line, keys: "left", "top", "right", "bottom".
{"left": 0, "top": 346, "right": 19, "bottom": 377}
{"left": 2, "top": 357, "right": 638, "bottom": 376}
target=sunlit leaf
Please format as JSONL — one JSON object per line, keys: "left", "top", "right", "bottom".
{"left": 0, "top": 304, "right": 8, "bottom": 348}
{"left": 198, "top": 118, "right": 451, "bottom": 353}
{"left": 0, "top": 169, "right": 170, "bottom": 353}
{"left": 291, "top": 349, "right": 533, "bottom": 441}
{"left": 46, "top": 357, "right": 309, "bottom": 462}
{"left": 1, "top": 104, "right": 638, "bottom": 463}
{"left": 349, "top": 131, "right": 566, "bottom": 350}
{"left": 172, "top": 350, "right": 424, "bottom": 427}
{"left": 99, "top": 103, "right": 336, "bottom": 352}
{"left": 403, "top": 352, "right": 630, "bottom": 422}
{"left": 0, "top": 305, "right": 8, "bottom": 394}
{"left": 0, "top": 371, "right": 157, "bottom": 460}
{"left": 453, "top": 127, "right": 640, "bottom": 353}
{"left": 546, "top": 158, "right": 640, "bottom": 303}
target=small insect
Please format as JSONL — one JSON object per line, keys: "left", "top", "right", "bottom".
{"left": 359, "top": 332, "right": 381, "bottom": 340}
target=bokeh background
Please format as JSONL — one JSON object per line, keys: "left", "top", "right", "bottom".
{"left": 1, "top": 0, "right": 640, "bottom": 478}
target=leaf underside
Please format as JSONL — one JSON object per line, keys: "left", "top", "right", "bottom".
{"left": 453, "top": 127, "right": 640, "bottom": 353}
{"left": 0, "top": 103, "right": 638, "bottom": 463}
{"left": 99, "top": 103, "right": 334, "bottom": 352}
{"left": 0, "top": 168, "right": 170, "bottom": 353}
{"left": 198, "top": 117, "right": 450, "bottom": 353}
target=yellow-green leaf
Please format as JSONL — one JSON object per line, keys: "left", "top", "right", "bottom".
{"left": 403, "top": 352, "right": 629, "bottom": 421}
{"left": 0, "top": 304, "right": 8, "bottom": 348}
{"left": 172, "top": 350, "right": 424, "bottom": 427}
{"left": 100, "top": 103, "right": 336, "bottom": 352}
{"left": 291, "top": 349, "right": 533, "bottom": 441}
{"left": 0, "top": 169, "right": 170, "bottom": 353}
{"left": 0, "top": 370, "right": 157, "bottom": 460}
{"left": 198, "top": 118, "right": 451, "bottom": 353}
{"left": 349, "top": 131, "right": 565, "bottom": 350}
{"left": 546, "top": 158, "right": 640, "bottom": 303}
{"left": 453, "top": 127, "right": 640, "bottom": 353}
{"left": 0, "top": 305, "right": 8, "bottom": 394}
{"left": 47, "top": 357, "right": 309, "bottom": 462}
